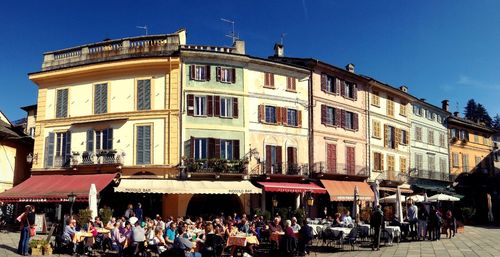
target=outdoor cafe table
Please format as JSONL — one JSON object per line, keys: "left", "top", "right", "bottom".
{"left": 328, "top": 227, "right": 352, "bottom": 238}
{"left": 308, "top": 224, "right": 328, "bottom": 236}
{"left": 384, "top": 226, "right": 401, "bottom": 244}
{"left": 74, "top": 231, "right": 94, "bottom": 243}
{"left": 96, "top": 228, "right": 110, "bottom": 234}
{"left": 227, "top": 234, "right": 260, "bottom": 247}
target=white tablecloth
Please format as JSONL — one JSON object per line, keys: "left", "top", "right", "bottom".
{"left": 384, "top": 226, "right": 401, "bottom": 242}
{"left": 329, "top": 227, "right": 352, "bottom": 238}
{"left": 309, "top": 224, "right": 328, "bottom": 236}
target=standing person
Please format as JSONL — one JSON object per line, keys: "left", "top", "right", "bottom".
{"left": 134, "top": 203, "right": 143, "bottom": 223}
{"left": 371, "top": 205, "right": 384, "bottom": 251}
{"left": 124, "top": 204, "right": 134, "bottom": 219}
{"left": 417, "top": 203, "right": 429, "bottom": 240}
{"left": 428, "top": 206, "right": 437, "bottom": 241}
{"left": 445, "top": 210, "right": 456, "bottom": 238}
{"left": 297, "top": 220, "right": 313, "bottom": 255}
{"left": 434, "top": 208, "right": 442, "bottom": 241}
{"left": 17, "top": 205, "right": 35, "bottom": 256}
{"left": 130, "top": 217, "right": 145, "bottom": 256}
{"left": 406, "top": 199, "right": 418, "bottom": 240}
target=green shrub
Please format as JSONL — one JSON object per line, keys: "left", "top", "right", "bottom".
{"left": 99, "top": 207, "right": 113, "bottom": 225}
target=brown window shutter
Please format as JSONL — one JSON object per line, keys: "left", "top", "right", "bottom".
{"left": 327, "top": 144, "right": 337, "bottom": 173}
{"left": 259, "top": 105, "right": 265, "bottom": 123}
{"left": 293, "top": 147, "right": 297, "bottom": 164}
{"left": 384, "top": 125, "right": 389, "bottom": 147}
{"left": 265, "top": 145, "right": 272, "bottom": 173}
{"left": 281, "top": 108, "right": 288, "bottom": 125}
{"left": 276, "top": 107, "right": 282, "bottom": 124}
{"left": 276, "top": 146, "right": 282, "bottom": 164}
{"left": 189, "top": 65, "right": 195, "bottom": 80}
{"left": 214, "top": 139, "right": 221, "bottom": 159}
{"left": 216, "top": 67, "right": 221, "bottom": 82}
{"left": 353, "top": 84, "right": 358, "bottom": 100}
{"left": 297, "top": 110, "right": 302, "bottom": 127}
{"left": 380, "top": 154, "right": 385, "bottom": 171}
{"left": 287, "top": 147, "right": 293, "bottom": 165}
{"left": 207, "top": 95, "right": 213, "bottom": 116}
{"left": 321, "top": 105, "right": 327, "bottom": 125}
{"left": 335, "top": 108, "right": 341, "bottom": 126}
{"left": 233, "top": 140, "right": 240, "bottom": 160}
{"left": 206, "top": 65, "right": 211, "bottom": 81}
{"left": 374, "top": 153, "right": 380, "bottom": 171}
{"left": 270, "top": 73, "right": 275, "bottom": 87}
{"left": 336, "top": 78, "right": 342, "bottom": 94}
{"left": 395, "top": 128, "right": 401, "bottom": 149}
{"left": 187, "top": 94, "right": 194, "bottom": 116}
{"left": 405, "top": 130, "right": 409, "bottom": 144}
{"left": 232, "top": 98, "right": 238, "bottom": 118}
{"left": 207, "top": 138, "right": 215, "bottom": 159}
{"left": 321, "top": 74, "right": 327, "bottom": 91}
{"left": 214, "top": 96, "right": 220, "bottom": 117}
{"left": 293, "top": 78, "right": 296, "bottom": 91}
{"left": 264, "top": 73, "right": 269, "bottom": 86}
{"left": 353, "top": 113, "right": 359, "bottom": 131}
{"left": 340, "top": 110, "right": 346, "bottom": 128}
{"left": 231, "top": 68, "right": 236, "bottom": 83}
{"left": 340, "top": 79, "right": 346, "bottom": 97}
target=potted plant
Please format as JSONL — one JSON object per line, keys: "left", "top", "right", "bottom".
{"left": 41, "top": 240, "right": 52, "bottom": 255}
{"left": 78, "top": 208, "right": 93, "bottom": 228}
{"left": 29, "top": 239, "right": 43, "bottom": 256}
{"left": 99, "top": 206, "right": 113, "bottom": 225}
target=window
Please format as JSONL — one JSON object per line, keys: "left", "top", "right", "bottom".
{"left": 220, "top": 97, "right": 233, "bottom": 118}
{"left": 287, "top": 146, "right": 298, "bottom": 170}
{"left": 387, "top": 97, "right": 394, "bottom": 117}
{"left": 190, "top": 65, "right": 209, "bottom": 81}
{"left": 437, "top": 115, "right": 442, "bottom": 123}
{"left": 474, "top": 133, "right": 479, "bottom": 143}
{"left": 45, "top": 131, "right": 71, "bottom": 167}
{"left": 400, "top": 129, "right": 408, "bottom": 145}
{"left": 137, "top": 79, "right": 151, "bottom": 110}
{"left": 439, "top": 133, "right": 445, "bottom": 147}
{"left": 425, "top": 110, "right": 432, "bottom": 120}
{"left": 287, "top": 109, "right": 298, "bottom": 127}
{"left": 385, "top": 125, "right": 396, "bottom": 149}
{"left": 346, "top": 146, "right": 356, "bottom": 175}
{"left": 286, "top": 77, "right": 296, "bottom": 91}
{"left": 451, "top": 128, "right": 458, "bottom": 139}
{"left": 265, "top": 145, "right": 282, "bottom": 174}
{"left": 415, "top": 153, "right": 423, "bottom": 170}
{"left": 440, "top": 158, "right": 447, "bottom": 173}
{"left": 194, "top": 96, "right": 207, "bottom": 116}
{"left": 217, "top": 67, "right": 235, "bottom": 83}
{"left": 136, "top": 125, "right": 152, "bottom": 164}
{"left": 322, "top": 105, "right": 337, "bottom": 126}
{"left": 327, "top": 144, "right": 337, "bottom": 173}
{"left": 452, "top": 153, "right": 459, "bottom": 167}
{"left": 55, "top": 88, "right": 68, "bottom": 118}
{"left": 343, "top": 81, "right": 356, "bottom": 99}
{"left": 459, "top": 129, "right": 469, "bottom": 141}
{"left": 86, "top": 128, "right": 113, "bottom": 152}
{"left": 462, "top": 154, "right": 469, "bottom": 172}
{"left": 432, "top": 113, "right": 436, "bottom": 120}
{"left": 373, "top": 152, "right": 383, "bottom": 171}
{"left": 344, "top": 111, "right": 354, "bottom": 130}
{"left": 399, "top": 102, "right": 407, "bottom": 116}
{"left": 400, "top": 157, "right": 407, "bottom": 173}
{"left": 413, "top": 105, "right": 421, "bottom": 116}
{"left": 428, "top": 130, "right": 435, "bottom": 145}
{"left": 94, "top": 83, "right": 108, "bottom": 114}
{"left": 321, "top": 74, "right": 337, "bottom": 94}
{"left": 372, "top": 91, "right": 380, "bottom": 106}
{"left": 265, "top": 106, "right": 277, "bottom": 123}
{"left": 372, "top": 120, "right": 381, "bottom": 138}
{"left": 428, "top": 155, "right": 435, "bottom": 171}
{"left": 264, "top": 72, "right": 275, "bottom": 87}
{"left": 387, "top": 155, "right": 395, "bottom": 172}
{"left": 193, "top": 138, "right": 207, "bottom": 160}
{"left": 483, "top": 135, "right": 488, "bottom": 145}
{"left": 415, "top": 127, "right": 422, "bottom": 142}
{"left": 220, "top": 140, "right": 233, "bottom": 160}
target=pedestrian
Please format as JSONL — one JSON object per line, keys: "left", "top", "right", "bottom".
{"left": 371, "top": 205, "right": 384, "bottom": 251}
{"left": 406, "top": 199, "right": 418, "bottom": 240}
{"left": 130, "top": 217, "right": 145, "bottom": 256}
{"left": 124, "top": 204, "right": 134, "bottom": 219}
{"left": 134, "top": 203, "right": 143, "bottom": 223}
{"left": 434, "top": 208, "right": 443, "bottom": 241}
{"left": 417, "top": 203, "right": 428, "bottom": 240}
{"left": 17, "top": 205, "right": 35, "bottom": 256}
{"left": 445, "top": 210, "right": 456, "bottom": 238}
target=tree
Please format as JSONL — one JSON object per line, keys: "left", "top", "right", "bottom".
{"left": 464, "top": 99, "right": 478, "bottom": 121}
{"left": 476, "top": 104, "right": 492, "bottom": 126}
{"left": 492, "top": 114, "right": 500, "bottom": 129}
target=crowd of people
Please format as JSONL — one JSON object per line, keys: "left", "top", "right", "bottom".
{"left": 58, "top": 203, "right": 314, "bottom": 257}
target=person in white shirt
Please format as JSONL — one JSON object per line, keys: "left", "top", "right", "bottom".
{"left": 290, "top": 217, "right": 301, "bottom": 232}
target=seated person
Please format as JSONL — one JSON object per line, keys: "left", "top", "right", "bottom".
{"left": 342, "top": 211, "right": 353, "bottom": 227}
{"left": 269, "top": 217, "right": 283, "bottom": 233}
{"left": 332, "top": 213, "right": 342, "bottom": 227}
{"left": 164, "top": 222, "right": 177, "bottom": 247}
{"left": 225, "top": 222, "right": 239, "bottom": 237}
{"left": 152, "top": 228, "right": 168, "bottom": 255}
{"left": 94, "top": 216, "right": 104, "bottom": 228}
{"left": 290, "top": 217, "right": 301, "bottom": 233}
{"left": 110, "top": 221, "right": 126, "bottom": 254}
{"left": 62, "top": 219, "right": 77, "bottom": 253}
{"left": 173, "top": 226, "right": 200, "bottom": 257}
{"left": 297, "top": 220, "right": 313, "bottom": 255}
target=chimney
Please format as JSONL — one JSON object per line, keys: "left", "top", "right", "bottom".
{"left": 454, "top": 111, "right": 459, "bottom": 117}
{"left": 345, "top": 63, "right": 355, "bottom": 73}
{"left": 233, "top": 40, "right": 245, "bottom": 55}
{"left": 420, "top": 98, "right": 426, "bottom": 102}
{"left": 274, "top": 43, "right": 284, "bottom": 57}
{"left": 441, "top": 100, "right": 449, "bottom": 112}
{"left": 399, "top": 85, "right": 408, "bottom": 93}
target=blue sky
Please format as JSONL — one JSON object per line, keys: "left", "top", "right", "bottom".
{"left": 1, "top": 0, "right": 499, "bottom": 121}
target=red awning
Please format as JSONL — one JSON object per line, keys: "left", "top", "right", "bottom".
{"left": 321, "top": 180, "right": 374, "bottom": 202}
{"left": 0, "top": 173, "right": 117, "bottom": 203}
{"left": 257, "top": 182, "right": 327, "bottom": 194}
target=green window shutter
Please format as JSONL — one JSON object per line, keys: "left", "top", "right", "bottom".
{"left": 137, "top": 80, "right": 144, "bottom": 110}
{"left": 56, "top": 89, "right": 68, "bottom": 118}
{"left": 62, "top": 89, "right": 68, "bottom": 117}
{"left": 86, "top": 129, "right": 94, "bottom": 152}
{"left": 45, "top": 132, "right": 55, "bottom": 167}
{"left": 106, "top": 128, "right": 113, "bottom": 150}
{"left": 137, "top": 80, "right": 151, "bottom": 110}
{"left": 94, "top": 83, "right": 107, "bottom": 114}
{"left": 64, "top": 131, "right": 71, "bottom": 166}
{"left": 143, "top": 126, "right": 151, "bottom": 164}
{"left": 94, "top": 85, "right": 101, "bottom": 114}
{"left": 136, "top": 126, "right": 144, "bottom": 164}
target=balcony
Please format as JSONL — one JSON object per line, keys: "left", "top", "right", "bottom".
{"left": 312, "top": 162, "right": 369, "bottom": 178}
{"left": 41, "top": 33, "right": 183, "bottom": 71}
{"left": 71, "top": 150, "right": 124, "bottom": 166}
{"left": 409, "top": 169, "right": 452, "bottom": 182}
{"left": 184, "top": 158, "right": 247, "bottom": 174}
{"left": 256, "top": 162, "right": 309, "bottom": 176}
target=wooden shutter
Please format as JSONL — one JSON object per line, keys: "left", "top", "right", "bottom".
{"left": 216, "top": 67, "right": 221, "bottom": 82}
{"left": 106, "top": 128, "right": 113, "bottom": 150}
{"left": 327, "top": 144, "right": 336, "bottom": 173}
{"left": 297, "top": 110, "right": 302, "bottom": 128}
{"left": 233, "top": 140, "right": 240, "bottom": 160}
{"left": 94, "top": 85, "right": 101, "bottom": 114}
{"left": 214, "top": 96, "right": 221, "bottom": 117}
{"left": 264, "top": 73, "right": 269, "bottom": 86}
{"left": 347, "top": 147, "right": 355, "bottom": 175}
{"left": 384, "top": 125, "right": 389, "bottom": 148}
{"left": 353, "top": 113, "right": 358, "bottom": 131}
{"left": 64, "top": 131, "right": 71, "bottom": 165}
{"left": 205, "top": 65, "right": 211, "bottom": 81}
{"left": 143, "top": 80, "right": 151, "bottom": 110}
{"left": 335, "top": 78, "right": 342, "bottom": 94}
{"left": 276, "top": 146, "right": 282, "bottom": 164}
{"left": 395, "top": 128, "right": 401, "bottom": 149}
{"left": 258, "top": 105, "right": 265, "bottom": 123}
{"left": 281, "top": 108, "right": 288, "bottom": 126}
{"left": 340, "top": 110, "right": 346, "bottom": 128}
{"left": 44, "top": 132, "right": 55, "bottom": 168}
{"left": 207, "top": 95, "right": 213, "bottom": 116}
{"left": 86, "top": 129, "right": 94, "bottom": 152}
{"left": 187, "top": 94, "right": 194, "bottom": 116}
{"left": 144, "top": 126, "right": 151, "bottom": 164}
{"left": 335, "top": 108, "right": 341, "bottom": 126}
{"left": 276, "top": 107, "right": 282, "bottom": 124}
{"left": 353, "top": 84, "right": 358, "bottom": 100}
{"left": 321, "top": 105, "right": 327, "bottom": 125}
{"left": 321, "top": 74, "right": 327, "bottom": 91}
{"left": 137, "top": 80, "right": 144, "bottom": 110}
{"left": 231, "top": 68, "right": 236, "bottom": 83}
{"left": 208, "top": 138, "right": 215, "bottom": 159}
{"left": 373, "top": 153, "right": 380, "bottom": 171}
{"left": 405, "top": 130, "right": 409, "bottom": 144}
{"left": 214, "top": 139, "right": 221, "bottom": 159}
{"left": 62, "top": 89, "right": 68, "bottom": 117}
{"left": 136, "top": 126, "right": 144, "bottom": 164}
{"left": 287, "top": 147, "right": 297, "bottom": 165}
{"left": 265, "top": 145, "right": 272, "bottom": 173}
{"left": 380, "top": 154, "right": 385, "bottom": 171}
{"left": 270, "top": 73, "right": 275, "bottom": 87}
{"left": 189, "top": 65, "right": 195, "bottom": 80}
{"left": 232, "top": 98, "right": 238, "bottom": 118}
{"left": 340, "top": 79, "right": 346, "bottom": 97}
{"left": 56, "top": 90, "right": 62, "bottom": 118}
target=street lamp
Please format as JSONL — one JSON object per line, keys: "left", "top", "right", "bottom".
{"left": 307, "top": 193, "right": 314, "bottom": 218}
{"left": 68, "top": 192, "right": 76, "bottom": 217}
{"left": 272, "top": 195, "right": 278, "bottom": 217}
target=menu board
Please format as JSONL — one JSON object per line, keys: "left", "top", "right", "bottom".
{"left": 34, "top": 214, "right": 47, "bottom": 233}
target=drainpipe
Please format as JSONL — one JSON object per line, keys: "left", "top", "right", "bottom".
{"left": 178, "top": 56, "right": 184, "bottom": 167}
{"left": 366, "top": 82, "right": 372, "bottom": 182}
{"left": 308, "top": 66, "right": 315, "bottom": 176}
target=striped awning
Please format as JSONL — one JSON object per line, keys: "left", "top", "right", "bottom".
{"left": 257, "top": 182, "right": 327, "bottom": 194}
{"left": 320, "top": 180, "right": 374, "bottom": 201}
{"left": 115, "top": 179, "right": 261, "bottom": 194}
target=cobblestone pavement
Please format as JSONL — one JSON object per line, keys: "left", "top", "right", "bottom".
{"left": 1, "top": 226, "right": 500, "bottom": 257}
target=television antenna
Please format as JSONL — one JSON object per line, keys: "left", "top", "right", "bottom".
{"left": 136, "top": 25, "right": 148, "bottom": 35}
{"left": 221, "top": 18, "right": 238, "bottom": 44}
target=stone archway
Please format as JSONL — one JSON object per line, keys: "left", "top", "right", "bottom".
{"left": 185, "top": 194, "right": 243, "bottom": 218}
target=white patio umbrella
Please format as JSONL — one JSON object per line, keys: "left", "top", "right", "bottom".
{"left": 379, "top": 194, "right": 406, "bottom": 204}
{"left": 89, "top": 183, "right": 98, "bottom": 221}
{"left": 428, "top": 193, "right": 460, "bottom": 202}
{"left": 407, "top": 195, "right": 425, "bottom": 203}
{"left": 487, "top": 193, "right": 494, "bottom": 222}
{"left": 353, "top": 185, "right": 359, "bottom": 223}
{"left": 395, "top": 186, "right": 404, "bottom": 221}
{"left": 372, "top": 180, "right": 380, "bottom": 207}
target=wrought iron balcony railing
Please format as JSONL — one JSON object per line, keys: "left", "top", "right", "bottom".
{"left": 183, "top": 158, "right": 247, "bottom": 174}
{"left": 312, "top": 162, "right": 369, "bottom": 177}
{"left": 409, "top": 168, "right": 452, "bottom": 181}
{"left": 71, "top": 151, "right": 124, "bottom": 166}
{"left": 258, "top": 162, "right": 309, "bottom": 176}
